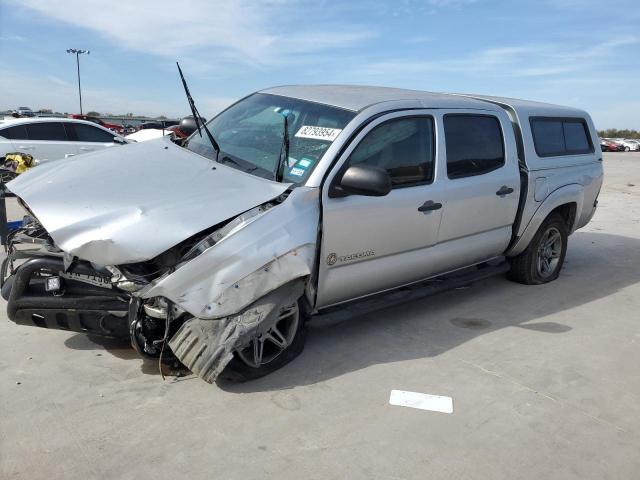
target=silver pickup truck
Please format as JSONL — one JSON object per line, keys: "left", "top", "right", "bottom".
{"left": 2, "top": 85, "right": 603, "bottom": 383}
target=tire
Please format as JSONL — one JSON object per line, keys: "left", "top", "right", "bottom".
{"left": 219, "top": 298, "right": 308, "bottom": 382}
{"left": 625, "top": 147, "right": 630, "bottom": 152}
{"left": 508, "top": 213, "right": 568, "bottom": 285}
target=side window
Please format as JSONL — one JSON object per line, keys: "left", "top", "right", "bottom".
{"left": 563, "top": 121, "right": 590, "bottom": 153}
{"left": 26, "top": 122, "right": 68, "bottom": 141}
{"left": 531, "top": 117, "right": 593, "bottom": 157}
{"left": 73, "top": 123, "right": 115, "bottom": 142}
{"left": 530, "top": 119, "right": 563, "bottom": 156}
{"left": 444, "top": 114, "right": 505, "bottom": 179}
{"left": 347, "top": 117, "right": 434, "bottom": 187}
{"left": 0, "top": 124, "right": 29, "bottom": 140}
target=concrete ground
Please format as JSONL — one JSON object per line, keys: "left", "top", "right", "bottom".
{"left": 1, "top": 153, "right": 639, "bottom": 480}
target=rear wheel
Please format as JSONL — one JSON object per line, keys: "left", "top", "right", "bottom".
{"left": 508, "top": 213, "right": 568, "bottom": 285}
{"left": 625, "top": 146, "right": 631, "bottom": 152}
{"left": 220, "top": 299, "right": 307, "bottom": 382}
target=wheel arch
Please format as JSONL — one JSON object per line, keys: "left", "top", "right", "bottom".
{"left": 507, "top": 184, "right": 583, "bottom": 257}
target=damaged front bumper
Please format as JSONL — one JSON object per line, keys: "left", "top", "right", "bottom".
{"left": 2, "top": 255, "right": 130, "bottom": 337}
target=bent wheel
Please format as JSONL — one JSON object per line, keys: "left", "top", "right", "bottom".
{"left": 236, "top": 302, "right": 300, "bottom": 368}
{"left": 220, "top": 299, "right": 307, "bottom": 382}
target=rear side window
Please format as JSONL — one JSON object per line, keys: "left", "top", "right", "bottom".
{"left": 347, "top": 116, "right": 435, "bottom": 187}
{"left": 444, "top": 114, "right": 505, "bottom": 179}
{"left": 0, "top": 124, "right": 29, "bottom": 140}
{"left": 26, "top": 122, "right": 68, "bottom": 141}
{"left": 531, "top": 117, "right": 593, "bottom": 157}
{"left": 73, "top": 123, "right": 115, "bottom": 142}
{"left": 563, "top": 121, "right": 590, "bottom": 152}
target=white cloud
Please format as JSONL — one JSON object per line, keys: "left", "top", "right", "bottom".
{"left": 0, "top": 34, "right": 26, "bottom": 41}
{"left": 426, "top": 0, "right": 478, "bottom": 5}
{"left": 46, "top": 75, "right": 72, "bottom": 87}
{"left": 350, "top": 35, "right": 640, "bottom": 79}
{"left": 8, "top": 0, "right": 373, "bottom": 66}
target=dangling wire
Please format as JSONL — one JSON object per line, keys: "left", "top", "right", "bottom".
{"left": 158, "top": 301, "right": 172, "bottom": 381}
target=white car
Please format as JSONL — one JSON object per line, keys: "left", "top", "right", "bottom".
{"left": 620, "top": 139, "right": 640, "bottom": 152}
{"left": 125, "top": 128, "right": 172, "bottom": 142}
{"left": 0, "top": 117, "right": 129, "bottom": 163}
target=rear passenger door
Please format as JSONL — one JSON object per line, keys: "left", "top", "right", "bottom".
{"left": 6, "top": 122, "right": 75, "bottom": 163}
{"left": 67, "top": 122, "right": 119, "bottom": 155}
{"left": 435, "top": 111, "right": 521, "bottom": 270}
{"left": 0, "top": 124, "right": 30, "bottom": 157}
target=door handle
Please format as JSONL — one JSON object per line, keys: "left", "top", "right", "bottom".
{"left": 418, "top": 200, "right": 442, "bottom": 212}
{"left": 79, "top": 147, "right": 94, "bottom": 151}
{"left": 17, "top": 146, "right": 35, "bottom": 150}
{"left": 496, "top": 186, "right": 514, "bottom": 196}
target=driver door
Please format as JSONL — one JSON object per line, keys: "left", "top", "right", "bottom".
{"left": 316, "top": 111, "right": 446, "bottom": 308}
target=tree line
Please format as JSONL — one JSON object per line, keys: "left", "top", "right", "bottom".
{"left": 598, "top": 129, "right": 640, "bottom": 139}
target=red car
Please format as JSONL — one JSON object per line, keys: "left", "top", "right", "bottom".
{"left": 70, "top": 114, "right": 125, "bottom": 135}
{"left": 600, "top": 139, "right": 622, "bottom": 152}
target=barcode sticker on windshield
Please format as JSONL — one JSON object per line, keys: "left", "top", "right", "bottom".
{"left": 295, "top": 126, "right": 342, "bottom": 142}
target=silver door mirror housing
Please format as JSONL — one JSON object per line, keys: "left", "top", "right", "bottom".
{"left": 113, "top": 136, "right": 127, "bottom": 145}
{"left": 332, "top": 165, "right": 392, "bottom": 197}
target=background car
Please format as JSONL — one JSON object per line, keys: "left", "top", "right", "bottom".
{"left": 16, "top": 107, "right": 34, "bottom": 117}
{"left": 138, "top": 121, "right": 165, "bottom": 130}
{"left": 601, "top": 138, "right": 625, "bottom": 152}
{"left": 0, "top": 117, "right": 129, "bottom": 163}
{"left": 600, "top": 139, "right": 619, "bottom": 152}
{"left": 70, "top": 114, "right": 126, "bottom": 135}
{"left": 620, "top": 139, "right": 640, "bottom": 151}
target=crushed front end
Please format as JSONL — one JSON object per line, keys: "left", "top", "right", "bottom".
{"left": 2, "top": 186, "right": 320, "bottom": 383}
{"left": 1, "top": 212, "right": 191, "bottom": 362}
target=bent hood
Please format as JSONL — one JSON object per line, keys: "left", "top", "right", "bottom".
{"left": 8, "top": 137, "right": 290, "bottom": 265}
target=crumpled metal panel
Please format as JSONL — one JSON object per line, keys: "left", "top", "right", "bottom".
{"left": 140, "top": 187, "right": 320, "bottom": 319}
{"left": 7, "top": 137, "right": 290, "bottom": 265}
{"left": 168, "top": 280, "right": 304, "bottom": 383}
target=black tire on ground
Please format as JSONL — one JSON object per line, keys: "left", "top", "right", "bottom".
{"left": 219, "top": 298, "right": 308, "bottom": 382}
{"left": 625, "top": 147, "right": 630, "bottom": 152}
{"left": 508, "top": 212, "right": 568, "bottom": 285}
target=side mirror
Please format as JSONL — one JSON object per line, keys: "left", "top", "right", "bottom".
{"left": 113, "top": 136, "right": 127, "bottom": 145}
{"left": 331, "top": 165, "right": 392, "bottom": 197}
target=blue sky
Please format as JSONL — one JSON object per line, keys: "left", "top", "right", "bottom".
{"left": 1, "top": 0, "right": 638, "bottom": 128}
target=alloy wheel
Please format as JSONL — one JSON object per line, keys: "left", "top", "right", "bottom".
{"left": 236, "top": 303, "right": 300, "bottom": 368}
{"left": 536, "top": 226, "right": 562, "bottom": 278}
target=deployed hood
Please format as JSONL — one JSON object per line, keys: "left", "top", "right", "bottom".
{"left": 8, "top": 137, "right": 290, "bottom": 265}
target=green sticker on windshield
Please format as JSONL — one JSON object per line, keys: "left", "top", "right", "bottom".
{"left": 297, "top": 158, "right": 313, "bottom": 168}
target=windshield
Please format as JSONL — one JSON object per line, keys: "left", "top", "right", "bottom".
{"left": 186, "top": 93, "right": 356, "bottom": 184}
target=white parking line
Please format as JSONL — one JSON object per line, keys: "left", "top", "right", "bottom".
{"left": 389, "top": 390, "right": 454, "bottom": 414}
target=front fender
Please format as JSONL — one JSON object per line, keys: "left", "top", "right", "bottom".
{"left": 507, "top": 183, "right": 584, "bottom": 257}
{"left": 139, "top": 187, "right": 320, "bottom": 319}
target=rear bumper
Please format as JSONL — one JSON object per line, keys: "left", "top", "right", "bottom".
{"left": 3, "top": 256, "right": 130, "bottom": 338}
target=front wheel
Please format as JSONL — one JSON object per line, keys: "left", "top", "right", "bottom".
{"left": 508, "top": 213, "right": 568, "bottom": 285}
{"left": 220, "top": 298, "right": 307, "bottom": 382}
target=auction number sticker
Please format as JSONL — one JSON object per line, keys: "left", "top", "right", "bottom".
{"left": 295, "top": 126, "right": 342, "bottom": 142}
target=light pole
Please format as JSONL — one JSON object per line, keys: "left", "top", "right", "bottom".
{"left": 66, "top": 48, "right": 90, "bottom": 114}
